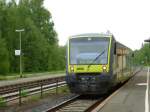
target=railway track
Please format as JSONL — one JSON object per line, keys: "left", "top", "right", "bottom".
{"left": 46, "top": 95, "right": 104, "bottom": 112}
{"left": 45, "top": 68, "right": 142, "bottom": 112}
{"left": 0, "top": 76, "right": 66, "bottom": 103}
{"left": 0, "top": 76, "right": 65, "bottom": 95}
{"left": 0, "top": 68, "right": 141, "bottom": 109}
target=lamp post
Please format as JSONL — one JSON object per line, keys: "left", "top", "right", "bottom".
{"left": 15, "top": 29, "right": 24, "bottom": 78}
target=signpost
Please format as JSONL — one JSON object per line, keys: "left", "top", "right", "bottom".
{"left": 15, "top": 50, "right": 21, "bottom": 56}
{"left": 15, "top": 29, "right": 24, "bottom": 78}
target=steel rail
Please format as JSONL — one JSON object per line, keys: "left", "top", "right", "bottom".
{"left": 45, "top": 95, "right": 80, "bottom": 112}
{"left": 2, "top": 81, "right": 66, "bottom": 102}
{"left": 45, "top": 95, "right": 104, "bottom": 112}
{"left": 0, "top": 76, "right": 65, "bottom": 95}
{"left": 0, "top": 76, "right": 66, "bottom": 104}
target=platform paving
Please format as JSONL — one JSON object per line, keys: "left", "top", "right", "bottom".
{"left": 97, "top": 67, "right": 149, "bottom": 112}
{"left": 0, "top": 73, "right": 65, "bottom": 87}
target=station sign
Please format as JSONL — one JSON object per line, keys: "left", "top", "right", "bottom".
{"left": 15, "top": 50, "right": 21, "bottom": 56}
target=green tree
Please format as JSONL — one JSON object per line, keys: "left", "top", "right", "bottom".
{"left": 0, "top": 38, "right": 9, "bottom": 74}
{"left": 0, "top": 0, "right": 66, "bottom": 74}
{"left": 133, "top": 43, "right": 150, "bottom": 66}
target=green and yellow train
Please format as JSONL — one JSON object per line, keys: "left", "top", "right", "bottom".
{"left": 66, "top": 33, "right": 134, "bottom": 94}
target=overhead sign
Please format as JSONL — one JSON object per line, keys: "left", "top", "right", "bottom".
{"left": 15, "top": 50, "right": 21, "bottom": 56}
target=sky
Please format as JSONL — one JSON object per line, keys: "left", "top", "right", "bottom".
{"left": 44, "top": 0, "right": 150, "bottom": 50}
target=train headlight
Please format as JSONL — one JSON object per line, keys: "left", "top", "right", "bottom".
{"left": 70, "top": 66, "right": 74, "bottom": 72}
{"left": 103, "top": 66, "right": 107, "bottom": 70}
{"left": 102, "top": 66, "right": 107, "bottom": 72}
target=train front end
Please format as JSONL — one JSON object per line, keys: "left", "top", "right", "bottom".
{"left": 66, "top": 34, "right": 113, "bottom": 94}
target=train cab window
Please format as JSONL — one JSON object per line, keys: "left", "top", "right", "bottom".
{"left": 69, "top": 37, "right": 110, "bottom": 65}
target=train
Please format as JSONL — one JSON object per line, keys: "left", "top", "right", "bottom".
{"left": 66, "top": 33, "right": 134, "bottom": 94}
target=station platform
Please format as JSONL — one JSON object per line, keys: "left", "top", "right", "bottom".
{"left": 0, "top": 73, "right": 65, "bottom": 87}
{"left": 95, "top": 67, "right": 149, "bottom": 112}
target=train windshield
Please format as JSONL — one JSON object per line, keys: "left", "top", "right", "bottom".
{"left": 70, "top": 37, "right": 110, "bottom": 65}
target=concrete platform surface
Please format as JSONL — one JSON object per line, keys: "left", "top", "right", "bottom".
{"left": 97, "top": 67, "right": 149, "bottom": 112}
{"left": 0, "top": 73, "right": 65, "bottom": 87}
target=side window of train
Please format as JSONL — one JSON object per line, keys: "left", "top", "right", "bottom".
{"left": 114, "top": 42, "right": 117, "bottom": 55}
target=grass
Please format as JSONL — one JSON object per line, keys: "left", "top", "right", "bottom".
{"left": 0, "top": 96, "right": 6, "bottom": 107}
{"left": 0, "top": 70, "right": 65, "bottom": 80}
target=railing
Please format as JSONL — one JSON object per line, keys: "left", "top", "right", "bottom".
{"left": 0, "top": 76, "right": 66, "bottom": 106}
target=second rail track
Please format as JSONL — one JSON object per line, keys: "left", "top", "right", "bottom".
{"left": 0, "top": 76, "right": 66, "bottom": 105}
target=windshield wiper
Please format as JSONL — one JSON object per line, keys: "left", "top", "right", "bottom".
{"left": 87, "top": 50, "right": 105, "bottom": 68}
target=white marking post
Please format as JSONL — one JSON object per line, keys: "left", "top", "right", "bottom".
{"left": 136, "top": 83, "right": 147, "bottom": 86}
{"left": 145, "top": 67, "right": 149, "bottom": 112}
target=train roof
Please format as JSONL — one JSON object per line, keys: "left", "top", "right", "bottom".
{"left": 70, "top": 33, "right": 113, "bottom": 38}
{"left": 116, "top": 41, "right": 131, "bottom": 51}
{"left": 69, "top": 33, "right": 132, "bottom": 51}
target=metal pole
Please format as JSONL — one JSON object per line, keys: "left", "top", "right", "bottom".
{"left": 19, "top": 87, "right": 22, "bottom": 106}
{"left": 20, "top": 32, "right": 22, "bottom": 78}
{"left": 56, "top": 79, "right": 58, "bottom": 94}
{"left": 16, "top": 29, "right": 24, "bottom": 78}
{"left": 40, "top": 83, "right": 43, "bottom": 98}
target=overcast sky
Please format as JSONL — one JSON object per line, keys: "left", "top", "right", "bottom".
{"left": 44, "top": 0, "right": 150, "bottom": 50}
